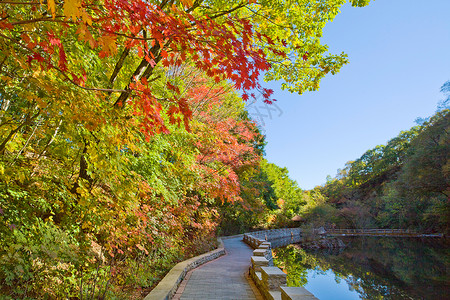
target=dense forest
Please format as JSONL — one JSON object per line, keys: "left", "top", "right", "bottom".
{"left": 307, "top": 88, "right": 449, "bottom": 233}
{"left": 0, "top": 0, "right": 372, "bottom": 298}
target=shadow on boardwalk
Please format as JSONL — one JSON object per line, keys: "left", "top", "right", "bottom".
{"left": 173, "top": 236, "right": 263, "bottom": 300}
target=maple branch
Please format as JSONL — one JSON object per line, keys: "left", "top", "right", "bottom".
{"left": 113, "top": 61, "right": 148, "bottom": 107}
{"left": 98, "top": 28, "right": 157, "bottom": 41}
{"left": 159, "top": 0, "right": 175, "bottom": 10}
{"left": 0, "top": 1, "right": 40, "bottom": 4}
{"left": 108, "top": 47, "right": 131, "bottom": 92}
{"left": 244, "top": 6, "right": 294, "bottom": 30}
{"left": 207, "top": 2, "right": 247, "bottom": 20}
{"left": 186, "top": 0, "right": 203, "bottom": 13}
{"left": 147, "top": 74, "right": 162, "bottom": 83}
{"left": 113, "top": 43, "right": 162, "bottom": 108}
{"left": 11, "top": 16, "right": 72, "bottom": 26}
{"left": 52, "top": 65, "right": 127, "bottom": 93}
{"left": 0, "top": 33, "right": 127, "bottom": 93}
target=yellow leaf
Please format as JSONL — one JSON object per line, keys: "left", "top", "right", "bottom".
{"left": 76, "top": 23, "right": 96, "bottom": 48}
{"left": 18, "top": 172, "right": 26, "bottom": 183}
{"left": 32, "top": 69, "right": 41, "bottom": 77}
{"left": 47, "top": 0, "right": 56, "bottom": 19}
{"left": 81, "top": 221, "right": 91, "bottom": 229}
{"left": 99, "top": 35, "right": 117, "bottom": 57}
{"left": 81, "top": 9, "right": 92, "bottom": 26}
{"left": 63, "top": 0, "right": 81, "bottom": 22}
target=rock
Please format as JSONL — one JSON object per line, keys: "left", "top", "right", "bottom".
{"left": 317, "top": 227, "right": 326, "bottom": 235}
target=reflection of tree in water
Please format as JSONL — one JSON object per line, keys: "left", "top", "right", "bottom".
{"left": 272, "top": 245, "right": 309, "bottom": 287}
{"left": 272, "top": 237, "right": 449, "bottom": 300}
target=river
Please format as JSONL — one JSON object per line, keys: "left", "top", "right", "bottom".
{"left": 272, "top": 236, "right": 449, "bottom": 300}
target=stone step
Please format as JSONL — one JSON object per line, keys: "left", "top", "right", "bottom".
{"left": 280, "top": 286, "right": 318, "bottom": 300}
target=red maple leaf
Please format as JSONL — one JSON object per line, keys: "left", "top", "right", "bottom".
{"left": 302, "top": 52, "right": 309, "bottom": 61}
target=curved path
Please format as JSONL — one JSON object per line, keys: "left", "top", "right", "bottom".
{"left": 173, "top": 236, "right": 263, "bottom": 300}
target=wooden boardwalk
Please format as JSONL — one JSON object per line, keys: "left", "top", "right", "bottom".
{"left": 173, "top": 236, "right": 263, "bottom": 300}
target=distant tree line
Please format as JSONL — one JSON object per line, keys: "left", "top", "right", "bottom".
{"left": 310, "top": 84, "right": 449, "bottom": 233}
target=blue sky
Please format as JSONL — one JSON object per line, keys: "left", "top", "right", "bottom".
{"left": 251, "top": 0, "right": 450, "bottom": 190}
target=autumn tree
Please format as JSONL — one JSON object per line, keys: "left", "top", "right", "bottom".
{"left": 0, "top": 0, "right": 372, "bottom": 297}
{"left": 1, "top": 0, "right": 371, "bottom": 127}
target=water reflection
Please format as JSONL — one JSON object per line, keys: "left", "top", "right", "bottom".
{"left": 272, "top": 236, "right": 449, "bottom": 300}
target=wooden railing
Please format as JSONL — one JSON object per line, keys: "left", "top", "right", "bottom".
{"left": 327, "top": 228, "right": 443, "bottom": 237}
{"left": 328, "top": 228, "right": 413, "bottom": 234}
